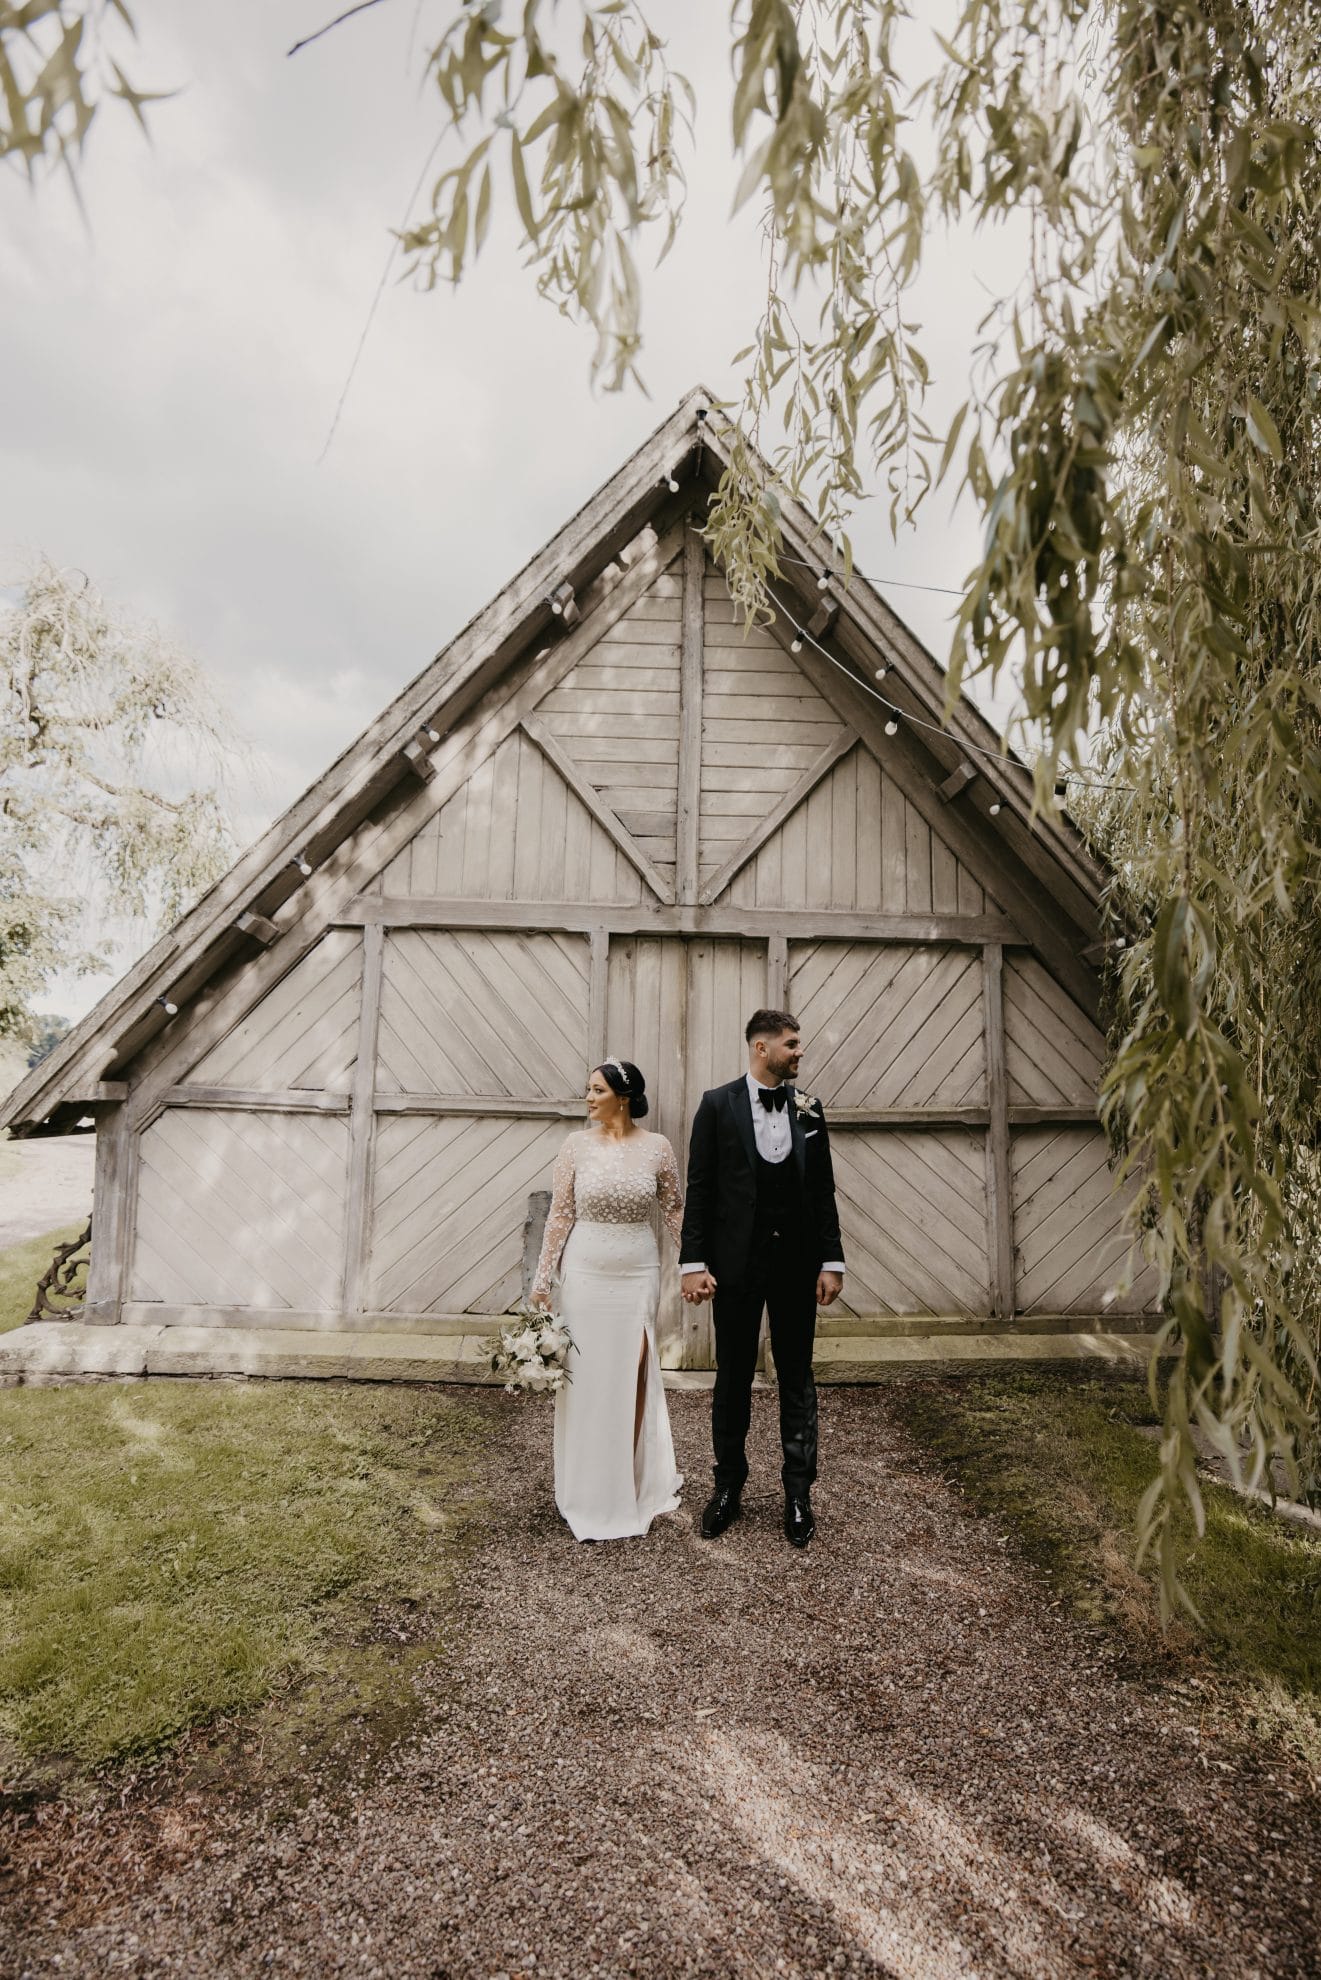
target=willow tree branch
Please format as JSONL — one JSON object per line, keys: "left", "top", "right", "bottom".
{"left": 287, "top": 0, "right": 392, "bottom": 60}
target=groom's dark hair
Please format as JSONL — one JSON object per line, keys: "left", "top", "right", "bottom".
{"left": 745, "top": 1007, "right": 799, "bottom": 1043}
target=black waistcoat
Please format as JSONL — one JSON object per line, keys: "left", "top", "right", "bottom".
{"left": 752, "top": 1148, "right": 800, "bottom": 1237}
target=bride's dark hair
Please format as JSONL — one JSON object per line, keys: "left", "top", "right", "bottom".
{"left": 596, "top": 1059, "right": 649, "bottom": 1119}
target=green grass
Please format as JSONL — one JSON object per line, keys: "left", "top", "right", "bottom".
{"left": 0, "top": 1223, "right": 86, "bottom": 1333}
{"left": 0, "top": 1377, "right": 490, "bottom": 1787}
{"left": 891, "top": 1369, "right": 1321, "bottom": 1769}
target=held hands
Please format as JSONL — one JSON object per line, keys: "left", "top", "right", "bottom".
{"left": 681, "top": 1271, "right": 717, "bottom": 1305}
{"left": 816, "top": 1271, "right": 843, "bottom": 1309}
{"left": 528, "top": 1289, "right": 553, "bottom": 1314}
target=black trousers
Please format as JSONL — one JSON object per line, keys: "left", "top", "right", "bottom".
{"left": 711, "top": 1230, "right": 818, "bottom": 1497}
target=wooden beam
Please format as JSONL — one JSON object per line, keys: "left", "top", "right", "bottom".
{"left": 1008, "top": 1102, "right": 1097, "bottom": 1125}
{"left": 589, "top": 927, "right": 609, "bottom": 1065}
{"left": 336, "top": 895, "right": 1023, "bottom": 945}
{"left": 807, "top": 596, "right": 840, "bottom": 639}
{"left": 63, "top": 1081, "right": 128, "bottom": 1105}
{"left": 697, "top": 727, "right": 857, "bottom": 905}
{"left": 829, "top": 1106, "right": 991, "bottom": 1128}
{"left": 549, "top": 580, "right": 580, "bottom": 628}
{"left": 767, "top": 933, "right": 789, "bottom": 1009}
{"left": 401, "top": 739, "right": 436, "bottom": 783}
{"left": 373, "top": 1093, "right": 584, "bottom": 1117}
{"left": 157, "top": 1085, "right": 351, "bottom": 1113}
{"left": 675, "top": 524, "right": 704, "bottom": 905}
{"left": 939, "top": 762, "right": 978, "bottom": 803}
{"left": 982, "top": 942, "right": 1016, "bottom": 1321}
{"left": 83, "top": 1109, "right": 131, "bottom": 1318}
{"left": 521, "top": 714, "right": 675, "bottom": 903}
{"left": 341, "top": 922, "right": 384, "bottom": 1313}
{"left": 234, "top": 911, "right": 280, "bottom": 947}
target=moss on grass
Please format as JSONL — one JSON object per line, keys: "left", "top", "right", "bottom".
{"left": 0, "top": 1223, "right": 86, "bottom": 1333}
{"left": 0, "top": 1378, "right": 490, "bottom": 1789}
{"left": 890, "top": 1369, "right": 1321, "bottom": 1769}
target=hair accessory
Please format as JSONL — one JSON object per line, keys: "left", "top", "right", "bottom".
{"left": 604, "top": 1056, "right": 629, "bottom": 1085}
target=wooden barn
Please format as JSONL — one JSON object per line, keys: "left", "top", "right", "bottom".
{"left": 0, "top": 388, "right": 1160, "bottom": 1386}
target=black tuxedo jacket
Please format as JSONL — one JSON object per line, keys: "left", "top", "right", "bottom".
{"left": 679, "top": 1077, "right": 845, "bottom": 1289}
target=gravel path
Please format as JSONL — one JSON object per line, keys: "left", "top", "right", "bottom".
{"left": 6, "top": 1387, "right": 1320, "bottom": 1978}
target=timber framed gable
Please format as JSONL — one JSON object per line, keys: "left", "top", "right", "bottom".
{"left": 4, "top": 389, "right": 1159, "bottom": 1365}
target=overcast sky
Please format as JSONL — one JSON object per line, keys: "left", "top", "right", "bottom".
{"left": 5, "top": 1, "right": 1025, "bottom": 1023}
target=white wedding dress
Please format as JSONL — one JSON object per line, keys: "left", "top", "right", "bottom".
{"left": 531, "top": 1129, "right": 685, "bottom": 1542}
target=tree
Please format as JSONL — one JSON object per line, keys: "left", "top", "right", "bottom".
{"left": 0, "top": 1, "right": 162, "bottom": 182}
{"left": 9, "top": 0, "right": 1320, "bottom": 1593}
{"left": 1, "top": 556, "right": 242, "bottom": 1047}
{"left": 26, "top": 1011, "right": 70, "bottom": 1067}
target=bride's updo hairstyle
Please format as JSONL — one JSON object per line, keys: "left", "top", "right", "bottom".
{"left": 596, "top": 1058, "right": 649, "bottom": 1119}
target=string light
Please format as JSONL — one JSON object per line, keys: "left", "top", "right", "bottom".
{"left": 884, "top": 717, "right": 899, "bottom": 737}
{"left": 292, "top": 851, "right": 313, "bottom": 877}
{"left": 426, "top": 726, "right": 440, "bottom": 743}
{"left": 157, "top": 996, "right": 178, "bottom": 1016}
{"left": 817, "top": 570, "right": 830, "bottom": 590}
{"left": 790, "top": 635, "right": 804, "bottom": 653}
{"left": 988, "top": 800, "right": 1002, "bottom": 816}
{"left": 663, "top": 471, "right": 680, "bottom": 494}
{"left": 549, "top": 592, "right": 564, "bottom": 616}
{"left": 874, "top": 665, "right": 888, "bottom": 680}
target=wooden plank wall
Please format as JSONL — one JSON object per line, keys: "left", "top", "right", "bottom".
{"left": 376, "top": 930, "right": 590, "bottom": 1098}
{"left": 111, "top": 522, "right": 1155, "bottom": 1346}
{"left": 190, "top": 929, "right": 362, "bottom": 1092}
{"left": 131, "top": 1109, "right": 349, "bottom": 1308}
{"left": 537, "top": 558, "right": 683, "bottom": 895}
{"left": 373, "top": 729, "right": 645, "bottom": 906}
{"left": 721, "top": 742, "right": 995, "bottom": 917}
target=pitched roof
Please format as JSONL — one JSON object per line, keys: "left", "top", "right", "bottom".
{"left": 2, "top": 386, "right": 1105, "bottom": 1136}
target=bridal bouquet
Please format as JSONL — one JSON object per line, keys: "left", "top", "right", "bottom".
{"left": 486, "top": 1306, "right": 575, "bottom": 1395}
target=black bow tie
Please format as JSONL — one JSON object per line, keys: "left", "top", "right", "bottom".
{"left": 757, "top": 1087, "right": 788, "bottom": 1111}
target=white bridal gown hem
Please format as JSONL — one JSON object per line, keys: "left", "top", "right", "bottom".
{"left": 550, "top": 1216, "right": 685, "bottom": 1543}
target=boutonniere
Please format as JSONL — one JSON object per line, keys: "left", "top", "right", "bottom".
{"left": 794, "top": 1090, "right": 818, "bottom": 1117}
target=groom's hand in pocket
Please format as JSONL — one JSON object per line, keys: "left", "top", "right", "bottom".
{"left": 815, "top": 1271, "right": 843, "bottom": 1309}
{"left": 682, "top": 1271, "right": 717, "bottom": 1305}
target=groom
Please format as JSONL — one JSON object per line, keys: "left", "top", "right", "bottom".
{"left": 679, "top": 1008, "right": 845, "bottom": 1548}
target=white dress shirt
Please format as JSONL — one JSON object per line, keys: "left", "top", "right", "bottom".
{"left": 680, "top": 1073, "right": 845, "bottom": 1276}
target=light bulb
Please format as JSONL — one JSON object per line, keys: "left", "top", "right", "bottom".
{"left": 790, "top": 636, "right": 803, "bottom": 654}
{"left": 874, "top": 666, "right": 888, "bottom": 681}
{"left": 884, "top": 718, "right": 898, "bottom": 737}
{"left": 550, "top": 597, "right": 563, "bottom": 616}
{"left": 158, "top": 997, "right": 178, "bottom": 1016}
{"left": 988, "top": 800, "right": 1002, "bottom": 817}
{"left": 666, "top": 474, "right": 679, "bottom": 493}
{"left": 818, "top": 571, "right": 830, "bottom": 590}
{"left": 293, "top": 852, "right": 313, "bottom": 876}
{"left": 426, "top": 727, "right": 440, "bottom": 743}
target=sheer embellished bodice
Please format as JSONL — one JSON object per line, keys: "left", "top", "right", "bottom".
{"left": 531, "top": 1130, "right": 684, "bottom": 1303}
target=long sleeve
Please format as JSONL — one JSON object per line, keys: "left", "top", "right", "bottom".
{"left": 678, "top": 1092, "right": 718, "bottom": 1269}
{"left": 530, "top": 1137, "right": 577, "bottom": 1305}
{"left": 807, "top": 1104, "right": 845, "bottom": 1271}
{"left": 654, "top": 1136, "right": 685, "bottom": 1251}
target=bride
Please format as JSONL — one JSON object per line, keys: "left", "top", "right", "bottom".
{"left": 529, "top": 1058, "right": 685, "bottom": 1542}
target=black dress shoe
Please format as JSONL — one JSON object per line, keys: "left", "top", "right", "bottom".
{"left": 784, "top": 1495, "right": 815, "bottom": 1548}
{"left": 700, "top": 1488, "right": 742, "bottom": 1539}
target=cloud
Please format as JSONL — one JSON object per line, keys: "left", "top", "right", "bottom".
{"left": 6, "top": 1, "right": 1027, "bottom": 1024}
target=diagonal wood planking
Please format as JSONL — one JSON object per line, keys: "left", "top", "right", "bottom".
{"left": 369, "top": 1113, "right": 566, "bottom": 1313}
{"left": 130, "top": 1109, "right": 348, "bottom": 1308}
{"left": 791, "top": 941, "right": 988, "bottom": 1109}
{"left": 377, "top": 929, "right": 589, "bottom": 1098}
{"left": 189, "top": 930, "right": 362, "bottom": 1092}
{"left": 1005, "top": 954, "right": 1105, "bottom": 1104}
{"left": 1012, "top": 1126, "right": 1162, "bottom": 1314}
{"left": 830, "top": 1127, "right": 990, "bottom": 1315}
